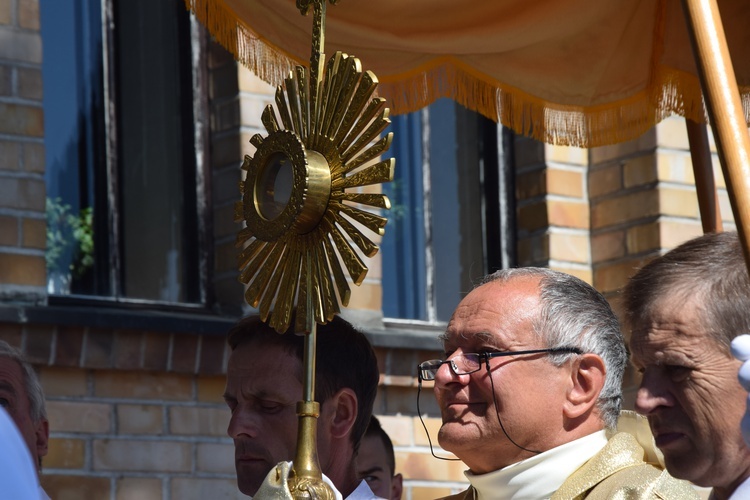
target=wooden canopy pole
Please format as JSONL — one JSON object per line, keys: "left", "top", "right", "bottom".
{"left": 685, "top": 119, "right": 723, "bottom": 233}
{"left": 682, "top": 0, "right": 750, "bottom": 267}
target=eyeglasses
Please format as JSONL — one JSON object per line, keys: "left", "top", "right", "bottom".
{"left": 418, "top": 347, "right": 583, "bottom": 381}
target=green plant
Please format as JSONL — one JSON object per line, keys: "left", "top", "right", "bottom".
{"left": 45, "top": 197, "right": 94, "bottom": 278}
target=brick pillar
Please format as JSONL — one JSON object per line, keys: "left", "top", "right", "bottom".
{"left": 515, "top": 136, "right": 592, "bottom": 283}
{"left": 0, "top": 0, "right": 46, "bottom": 303}
{"left": 209, "top": 41, "right": 278, "bottom": 313}
{"left": 588, "top": 116, "right": 735, "bottom": 310}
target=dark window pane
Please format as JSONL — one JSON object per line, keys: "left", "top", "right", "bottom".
{"left": 115, "top": 0, "right": 199, "bottom": 303}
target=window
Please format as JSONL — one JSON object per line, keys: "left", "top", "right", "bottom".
{"left": 380, "top": 99, "right": 516, "bottom": 323}
{"left": 41, "top": 0, "right": 208, "bottom": 305}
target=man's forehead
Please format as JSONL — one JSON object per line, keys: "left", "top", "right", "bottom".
{"left": 0, "top": 357, "right": 24, "bottom": 383}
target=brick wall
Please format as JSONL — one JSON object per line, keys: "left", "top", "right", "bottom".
{"left": 0, "top": 320, "right": 459, "bottom": 499}
{"left": 0, "top": 0, "right": 46, "bottom": 302}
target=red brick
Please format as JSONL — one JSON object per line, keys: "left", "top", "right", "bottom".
{"left": 93, "top": 439, "right": 191, "bottom": 472}
{"left": 171, "top": 334, "right": 199, "bottom": 373}
{"left": 591, "top": 190, "right": 659, "bottom": 229}
{"left": 0, "top": 140, "right": 21, "bottom": 169}
{"left": 623, "top": 155, "right": 657, "bottom": 188}
{"left": 112, "top": 330, "right": 143, "bottom": 369}
{"left": 0, "top": 253, "right": 45, "bottom": 286}
{"left": 196, "top": 442, "right": 235, "bottom": 473}
{"left": 514, "top": 137, "right": 545, "bottom": 169}
{"left": 23, "top": 141, "right": 44, "bottom": 172}
{"left": 169, "top": 406, "right": 228, "bottom": 436}
{"left": 18, "top": 66, "right": 42, "bottom": 100}
{"left": 397, "top": 450, "right": 465, "bottom": 482}
{"left": 46, "top": 437, "right": 85, "bottom": 468}
{"left": 196, "top": 375, "right": 226, "bottom": 403}
{"left": 548, "top": 200, "right": 589, "bottom": 229}
{"left": 659, "top": 187, "right": 700, "bottom": 218}
{"left": 515, "top": 169, "right": 546, "bottom": 200}
{"left": 41, "top": 475, "right": 110, "bottom": 500}
{"left": 517, "top": 233, "right": 550, "bottom": 266}
{"left": 83, "top": 328, "right": 114, "bottom": 368}
{"left": 47, "top": 401, "right": 111, "bottom": 433}
{"left": 95, "top": 371, "right": 192, "bottom": 401}
{"left": 142, "top": 331, "right": 170, "bottom": 371}
{"left": 22, "top": 216, "right": 45, "bottom": 249}
{"left": 549, "top": 231, "right": 590, "bottom": 263}
{"left": 170, "top": 478, "right": 240, "bottom": 500}
{"left": 198, "top": 335, "right": 226, "bottom": 375}
{"left": 591, "top": 230, "right": 625, "bottom": 262}
{"left": 547, "top": 169, "right": 584, "bottom": 198}
{"left": 116, "top": 404, "right": 163, "bottom": 435}
{"left": 593, "top": 258, "right": 647, "bottom": 294}
{"left": 116, "top": 478, "right": 162, "bottom": 500}
{"left": 589, "top": 129, "right": 656, "bottom": 164}
{"left": 0, "top": 176, "right": 45, "bottom": 210}
{"left": 626, "top": 223, "right": 660, "bottom": 255}
{"left": 0, "top": 215, "right": 18, "bottom": 245}
{"left": 517, "top": 202, "right": 548, "bottom": 232}
{"left": 54, "top": 326, "right": 84, "bottom": 366}
{"left": 0, "top": 103, "right": 44, "bottom": 136}
{"left": 24, "top": 324, "right": 53, "bottom": 364}
{"left": 38, "top": 367, "right": 87, "bottom": 397}
{"left": 0, "top": 0, "right": 10, "bottom": 25}
{"left": 588, "top": 164, "right": 622, "bottom": 198}
{"left": 18, "top": 0, "right": 40, "bottom": 31}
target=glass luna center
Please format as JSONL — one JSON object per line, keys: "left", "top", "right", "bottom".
{"left": 257, "top": 152, "right": 295, "bottom": 220}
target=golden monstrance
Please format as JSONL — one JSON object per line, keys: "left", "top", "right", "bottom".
{"left": 234, "top": 0, "right": 394, "bottom": 497}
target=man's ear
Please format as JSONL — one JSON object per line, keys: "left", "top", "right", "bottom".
{"left": 35, "top": 417, "right": 49, "bottom": 466}
{"left": 326, "top": 388, "right": 358, "bottom": 440}
{"left": 563, "top": 353, "right": 606, "bottom": 420}
{"left": 391, "top": 472, "right": 403, "bottom": 500}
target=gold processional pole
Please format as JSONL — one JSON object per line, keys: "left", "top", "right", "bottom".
{"left": 235, "top": 0, "right": 394, "bottom": 497}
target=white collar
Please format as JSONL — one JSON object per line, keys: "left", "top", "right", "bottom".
{"left": 726, "top": 476, "right": 750, "bottom": 500}
{"left": 346, "top": 480, "right": 382, "bottom": 500}
{"left": 466, "top": 431, "right": 608, "bottom": 500}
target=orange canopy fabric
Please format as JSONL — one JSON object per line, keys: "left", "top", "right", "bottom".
{"left": 185, "top": 0, "right": 750, "bottom": 147}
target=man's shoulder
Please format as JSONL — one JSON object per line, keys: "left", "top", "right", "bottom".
{"left": 587, "top": 463, "right": 699, "bottom": 499}
{"left": 554, "top": 431, "right": 698, "bottom": 499}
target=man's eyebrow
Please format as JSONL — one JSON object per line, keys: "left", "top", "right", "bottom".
{"left": 358, "top": 465, "right": 385, "bottom": 475}
{"left": 0, "top": 381, "right": 16, "bottom": 394}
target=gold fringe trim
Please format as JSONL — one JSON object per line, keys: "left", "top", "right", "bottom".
{"left": 184, "top": 0, "right": 750, "bottom": 148}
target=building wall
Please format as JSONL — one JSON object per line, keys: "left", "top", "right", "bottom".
{"left": 0, "top": 0, "right": 46, "bottom": 303}
{"left": 0, "top": 0, "right": 741, "bottom": 498}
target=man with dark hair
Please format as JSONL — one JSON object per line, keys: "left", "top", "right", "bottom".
{"left": 357, "top": 416, "right": 402, "bottom": 500}
{"left": 423, "top": 267, "right": 696, "bottom": 499}
{"left": 624, "top": 231, "right": 750, "bottom": 500}
{"left": 0, "top": 340, "right": 50, "bottom": 499}
{"left": 224, "top": 314, "right": 380, "bottom": 498}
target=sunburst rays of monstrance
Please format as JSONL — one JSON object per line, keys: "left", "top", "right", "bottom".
{"left": 234, "top": 0, "right": 393, "bottom": 497}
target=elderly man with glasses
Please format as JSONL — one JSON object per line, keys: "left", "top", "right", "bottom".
{"left": 420, "top": 267, "right": 696, "bottom": 500}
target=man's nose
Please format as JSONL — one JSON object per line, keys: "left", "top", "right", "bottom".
{"left": 634, "top": 370, "right": 674, "bottom": 415}
{"left": 227, "top": 407, "right": 258, "bottom": 439}
{"left": 433, "top": 358, "right": 468, "bottom": 388}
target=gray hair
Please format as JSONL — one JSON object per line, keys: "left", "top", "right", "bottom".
{"left": 623, "top": 231, "right": 750, "bottom": 351}
{"left": 481, "top": 268, "right": 626, "bottom": 429}
{"left": 0, "top": 340, "right": 47, "bottom": 422}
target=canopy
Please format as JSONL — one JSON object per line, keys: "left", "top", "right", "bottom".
{"left": 184, "top": 0, "right": 750, "bottom": 148}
